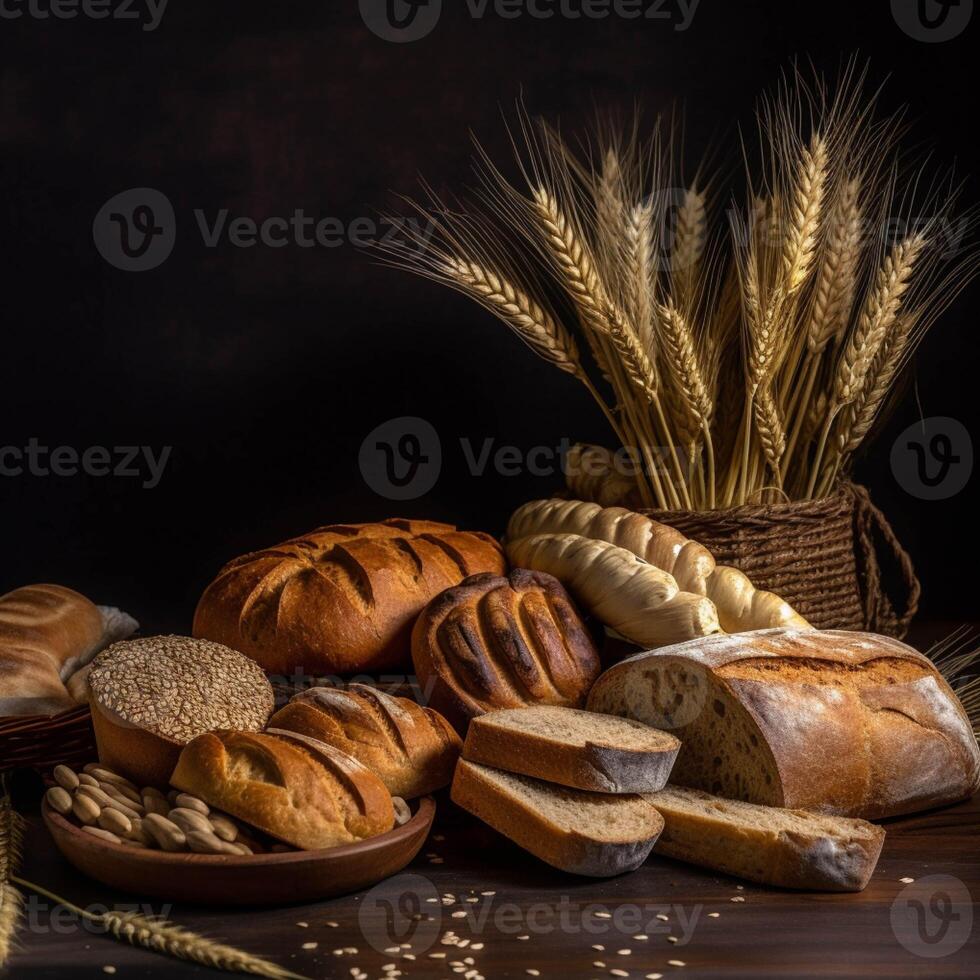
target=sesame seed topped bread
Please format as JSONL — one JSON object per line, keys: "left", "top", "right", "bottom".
{"left": 587, "top": 628, "right": 980, "bottom": 819}
{"left": 451, "top": 759, "right": 664, "bottom": 877}
{"left": 88, "top": 636, "right": 275, "bottom": 787}
{"left": 506, "top": 499, "right": 811, "bottom": 633}
{"left": 171, "top": 729, "right": 395, "bottom": 850}
{"left": 193, "top": 519, "right": 506, "bottom": 675}
{"left": 462, "top": 706, "right": 680, "bottom": 793}
{"left": 266, "top": 684, "right": 461, "bottom": 799}
{"left": 411, "top": 570, "right": 601, "bottom": 733}
{"left": 645, "top": 785, "right": 886, "bottom": 892}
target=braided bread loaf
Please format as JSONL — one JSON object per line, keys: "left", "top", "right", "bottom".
{"left": 507, "top": 499, "right": 810, "bottom": 634}
{"left": 411, "top": 570, "right": 600, "bottom": 732}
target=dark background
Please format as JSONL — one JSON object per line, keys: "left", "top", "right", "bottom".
{"left": 0, "top": 0, "right": 976, "bottom": 634}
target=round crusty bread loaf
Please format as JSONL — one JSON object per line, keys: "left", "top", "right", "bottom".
{"left": 411, "top": 569, "right": 601, "bottom": 733}
{"left": 193, "top": 519, "right": 506, "bottom": 675}
{"left": 0, "top": 584, "right": 105, "bottom": 717}
{"left": 267, "top": 684, "right": 461, "bottom": 799}
{"left": 88, "top": 636, "right": 275, "bottom": 787}
{"left": 171, "top": 729, "right": 395, "bottom": 850}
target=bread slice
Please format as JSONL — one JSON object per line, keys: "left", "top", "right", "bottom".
{"left": 646, "top": 785, "right": 885, "bottom": 892}
{"left": 451, "top": 759, "right": 664, "bottom": 877}
{"left": 462, "top": 706, "right": 679, "bottom": 793}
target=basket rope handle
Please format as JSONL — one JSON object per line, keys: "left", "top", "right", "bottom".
{"left": 850, "top": 483, "right": 921, "bottom": 638}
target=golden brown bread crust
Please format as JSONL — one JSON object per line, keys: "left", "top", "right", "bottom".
{"left": 588, "top": 628, "right": 980, "bottom": 819}
{"left": 266, "top": 684, "right": 461, "bottom": 799}
{"left": 171, "top": 730, "right": 395, "bottom": 850}
{"left": 193, "top": 519, "right": 506, "bottom": 675}
{"left": 0, "top": 584, "right": 105, "bottom": 716}
{"left": 411, "top": 569, "right": 601, "bottom": 733}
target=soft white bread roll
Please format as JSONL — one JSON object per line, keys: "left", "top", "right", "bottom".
{"left": 0, "top": 585, "right": 104, "bottom": 716}
{"left": 505, "top": 533, "right": 721, "bottom": 648}
{"left": 507, "top": 499, "right": 810, "bottom": 633}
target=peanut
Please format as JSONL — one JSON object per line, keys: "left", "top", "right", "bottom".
{"left": 77, "top": 785, "right": 140, "bottom": 823}
{"left": 392, "top": 797, "right": 411, "bottom": 826}
{"left": 98, "top": 808, "right": 132, "bottom": 838}
{"left": 143, "top": 813, "right": 186, "bottom": 852}
{"left": 167, "top": 808, "right": 212, "bottom": 835}
{"left": 45, "top": 786, "right": 73, "bottom": 816}
{"left": 118, "top": 837, "right": 149, "bottom": 849}
{"left": 174, "top": 793, "right": 209, "bottom": 816}
{"left": 82, "top": 825, "right": 122, "bottom": 844}
{"left": 228, "top": 842, "right": 253, "bottom": 856}
{"left": 72, "top": 793, "right": 101, "bottom": 826}
{"left": 208, "top": 813, "right": 239, "bottom": 843}
{"left": 141, "top": 788, "right": 170, "bottom": 817}
{"left": 89, "top": 767, "right": 138, "bottom": 793}
{"left": 185, "top": 830, "right": 239, "bottom": 855}
{"left": 53, "top": 765, "right": 79, "bottom": 792}
{"left": 101, "top": 783, "right": 145, "bottom": 813}
{"left": 127, "top": 816, "right": 153, "bottom": 845}
{"left": 77, "top": 773, "right": 99, "bottom": 788}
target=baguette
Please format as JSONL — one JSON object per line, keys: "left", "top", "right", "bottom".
{"left": 462, "top": 706, "right": 679, "bottom": 793}
{"left": 588, "top": 628, "right": 980, "bottom": 819}
{"left": 507, "top": 499, "right": 810, "bottom": 633}
{"left": 505, "top": 533, "right": 721, "bottom": 648}
{"left": 451, "top": 759, "right": 664, "bottom": 877}
{"left": 646, "top": 785, "right": 885, "bottom": 892}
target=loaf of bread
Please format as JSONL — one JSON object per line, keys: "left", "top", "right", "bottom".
{"left": 0, "top": 584, "right": 137, "bottom": 717}
{"left": 88, "top": 636, "right": 275, "bottom": 787}
{"left": 505, "top": 533, "right": 721, "bottom": 648}
{"left": 462, "top": 706, "right": 679, "bottom": 793}
{"left": 508, "top": 499, "right": 810, "bottom": 633}
{"left": 411, "top": 570, "right": 601, "bottom": 732}
{"left": 646, "top": 785, "right": 885, "bottom": 891}
{"left": 194, "top": 519, "right": 506, "bottom": 675}
{"left": 266, "top": 684, "right": 461, "bottom": 799}
{"left": 451, "top": 759, "right": 664, "bottom": 876}
{"left": 171, "top": 729, "right": 395, "bottom": 850}
{"left": 588, "top": 628, "right": 980, "bottom": 819}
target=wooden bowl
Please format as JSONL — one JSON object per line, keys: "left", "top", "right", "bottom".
{"left": 42, "top": 796, "right": 436, "bottom": 906}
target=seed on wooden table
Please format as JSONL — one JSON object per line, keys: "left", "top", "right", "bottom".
{"left": 82, "top": 826, "right": 122, "bottom": 844}
{"left": 208, "top": 813, "right": 239, "bottom": 842}
{"left": 53, "top": 765, "right": 79, "bottom": 791}
{"left": 175, "top": 793, "right": 209, "bottom": 815}
{"left": 45, "top": 786, "right": 73, "bottom": 816}
{"left": 72, "top": 793, "right": 101, "bottom": 825}
{"left": 98, "top": 808, "right": 132, "bottom": 837}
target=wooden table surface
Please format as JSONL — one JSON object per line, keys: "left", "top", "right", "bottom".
{"left": 5, "top": 783, "right": 978, "bottom": 980}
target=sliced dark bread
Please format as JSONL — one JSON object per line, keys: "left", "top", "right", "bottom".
{"left": 452, "top": 759, "right": 664, "bottom": 877}
{"left": 462, "top": 705, "right": 679, "bottom": 792}
{"left": 646, "top": 784, "right": 886, "bottom": 891}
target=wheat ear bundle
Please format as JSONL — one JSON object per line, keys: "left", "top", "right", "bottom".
{"left": 381, "top": 62, "right": 979, "bottom": 510}
{"left": 0, "top": 782, "right": 25, "bottom": 968}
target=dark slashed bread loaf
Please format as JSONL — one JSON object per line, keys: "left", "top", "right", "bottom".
{"left": 266, "top": 684, "right": 461, "bottom": 799}
{"left": 411, "top": 570, "right": 601, "bottom": 732}
{"left": 587, "top": 628, "right": 980, "bottom": 820}
{"left": 171, "top": 729, "right": 395, "bottom": 850}
{"left": 193, "top": 519, "right": 506, "bottom": 675}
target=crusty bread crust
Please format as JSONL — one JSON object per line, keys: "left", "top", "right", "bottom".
{"left": 462, "top": 706, "right": 679, "bottom": 793}
{"left": 588, "top": 628, "right": 980, "bottom": 819}
{"left": 411, "top": 570, "right": 600, "bottom": 733}
{"left": 451, "top": 759, "right": 663, "bottom": 877}
{"left": 646, "top": 785, "right": 885, "bottom": 891}
{"left": 193, "top": 520, "right": 506, "bottom": 675}
{"left": 172, "top": 730, "right": 394, "bottom": 850}
{"left": 267, "top": 684, "right": 461, "bottom": 799}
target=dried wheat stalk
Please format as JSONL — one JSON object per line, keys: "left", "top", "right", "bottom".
{"left": 0, "top": 786, "right": 24, "bottom": 969}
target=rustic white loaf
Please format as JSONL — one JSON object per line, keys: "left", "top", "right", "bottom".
{"left": 507, "top": 499, "right": 810, "bottom": 633}
{"left": 587, "top": 628, "right": 980, "bottom": 820}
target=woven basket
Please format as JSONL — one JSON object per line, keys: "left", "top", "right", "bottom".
{"left": 642, "top": 481, "right": 920, "bottom": 637}
{"left": 0, "top": 706, "right": 96, "bottom": 777}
